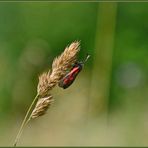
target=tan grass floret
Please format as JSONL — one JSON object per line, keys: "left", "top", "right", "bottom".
{"left": 31, "top": 95, "right": 54, "bottom": 119}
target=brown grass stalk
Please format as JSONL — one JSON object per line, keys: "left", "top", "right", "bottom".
{"left": 13, "top": 41, "right": 80, "bottom": 146}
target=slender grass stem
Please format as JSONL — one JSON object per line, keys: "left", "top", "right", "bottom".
{"left": 13, "top": 94, "right": 39, "bottom": 147}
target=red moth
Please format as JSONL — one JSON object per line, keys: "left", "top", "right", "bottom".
{"left": 58, "top": 54, "right": 90, "bottom": 89}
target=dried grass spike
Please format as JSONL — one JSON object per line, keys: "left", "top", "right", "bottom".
{"left": 37, "top": 41, "right": 80, "bottom": 97}
{"left": 13, "top": 41, "right": 80, "bottom": 147}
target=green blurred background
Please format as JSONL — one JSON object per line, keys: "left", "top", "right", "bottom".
{"left": 0, "top": 2, "right": 148, "bottom": 146}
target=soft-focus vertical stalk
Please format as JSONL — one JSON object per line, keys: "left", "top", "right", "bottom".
{"left": 88, "top": 3, "right": 117, "bottom": 122}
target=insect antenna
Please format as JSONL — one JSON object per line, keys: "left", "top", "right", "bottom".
{"left": 82, "top": 54, "right": 90, "bottom": 64}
